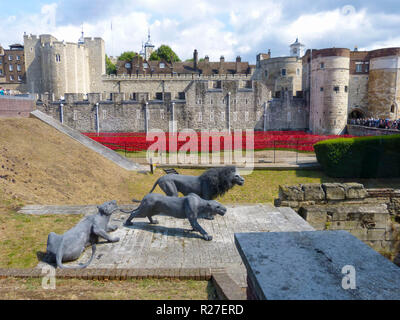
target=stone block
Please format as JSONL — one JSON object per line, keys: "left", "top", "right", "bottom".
{"left": 349, "top": 229, "right": 368, "bottom": 241}
{"left": 279, "top": 185, "right": 304, "bottom": 201}
{"left": 322, "top": 183, "right": 346, "bottom": 200}
{"left": 302, "top": 184, "right": 325, "bottom": 201}
{"left": 298, "top": 206, "right": 327, "bottom": 228}
{"left": 367, "top": 229, "right": 386, "bottom": 241}
{"left": 344, "top": 183, "right": 368, "bottom": 199}
{"left": 329, "top": 220, "right": 360, "bottom": 230}
{"left": 235, "top": 231, "right": 400, "bottom": 300}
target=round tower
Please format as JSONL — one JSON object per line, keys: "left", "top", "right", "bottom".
{"left": 310, "top": 48, "right": 350, "bottom": 135}
{"left": 367, "top": 48, "right": 400, "bottom": 119}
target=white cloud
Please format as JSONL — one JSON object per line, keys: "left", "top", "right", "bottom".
{"left": 0, "top": 1, "right": 400, "bottom": 64}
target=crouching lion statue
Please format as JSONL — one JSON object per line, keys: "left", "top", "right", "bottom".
{"left": 123, "top": 193, "right": 227, "bottom": 241}
{"left": 134, "top": 166, "right": 245, "bottom": 202}
{"left": 45, "top": 200, "right": 120, "bottom": 269}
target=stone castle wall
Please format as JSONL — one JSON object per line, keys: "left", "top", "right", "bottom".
{"left": 275, "top": 183, "right": 400, "bottom": 263}
{"left": 34, "top": 78, "right": 309, "bottom": 133}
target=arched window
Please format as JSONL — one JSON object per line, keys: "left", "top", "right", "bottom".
{"left": 391, "top": 105, "right": 395, "bottom": 113}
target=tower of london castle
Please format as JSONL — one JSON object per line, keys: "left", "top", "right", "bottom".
{"left": 24, "top": 33, "right": 400, "bottom": 135}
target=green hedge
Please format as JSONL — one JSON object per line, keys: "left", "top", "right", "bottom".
{"left": 314, "top": 134, "right": 400, "bottom": 178}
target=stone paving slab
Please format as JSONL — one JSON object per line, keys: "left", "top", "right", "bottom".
{"left": 235, "top": 230, "right": 400, "bottom": 300}
{"left": 35, "top": 204, "right": 314, "bottom": 288}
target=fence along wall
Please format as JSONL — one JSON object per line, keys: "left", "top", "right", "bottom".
{"left": 0, "top": 95, "right": 35, "bottom": 117}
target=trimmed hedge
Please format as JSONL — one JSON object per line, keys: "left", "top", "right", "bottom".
{"left": 314, "top": 134, "right": 400, "bottom": 178}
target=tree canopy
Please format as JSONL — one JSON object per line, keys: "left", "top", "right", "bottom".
{"left": 149, "top": 45, "right": 180, "bottom": 63}
{"left": 105, "top": 55, "right": 116, "bottom": 75}
{"left": 118, "top": 51, "right": 137, "bottom": 61}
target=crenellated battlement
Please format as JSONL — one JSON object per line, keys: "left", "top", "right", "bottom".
{"left": 102, "top": 73, "right": 252, "bottom": 81}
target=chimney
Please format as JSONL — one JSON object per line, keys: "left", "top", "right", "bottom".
{"left": 193, "top": 49, "right": 198, "bottom": 71}
{"left": 236, "top": 56, "right": 242, "bottom": 74}
{"left": 219, "top": 56, "right": 225, "bottom": 74}
{"left": 268, "top": 49, "right": 271, "bottom": 58}
{"left": 204, "top": 55, "right": 209, "bottom": 63}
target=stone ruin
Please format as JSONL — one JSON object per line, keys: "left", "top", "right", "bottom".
{"left": 275, "top": 183, "right": 400, "bottom": 265}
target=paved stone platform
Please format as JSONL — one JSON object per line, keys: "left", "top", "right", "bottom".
{"left": 35, "top": 204, "right": 314, "bottom": 288}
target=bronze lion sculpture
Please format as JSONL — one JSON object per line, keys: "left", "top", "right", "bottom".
{"left": 123, "top": 193, "right": 227, "bottom": 241}
{"left": 44, "top": 200, "right": 120, "bottom": 269}
{"left": 134, "top": 166, "right": 244, "bottom": 202}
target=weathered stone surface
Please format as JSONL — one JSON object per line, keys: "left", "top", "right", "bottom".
{"left": 235, "top": 231, "right": 400, "bottom": 300}
{"left": 344, "top": 183, "right": 368, "bottom": 199}
{"left": 279, "top": 185, "right": 304, "bottom": 201}
{"left": 322, "top": 183, "right": 346, "bottom": 200}
{"left": 298, "top": 206, "right": 327, "bottom": 230}
{"left": 302, "top": 184, "right": 325, "bottom": 201}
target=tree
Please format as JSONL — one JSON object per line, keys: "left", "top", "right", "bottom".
{"left": 149, "top": 45, "right": 180, "bottom": 63}
{"left": 105, "top": 55, "right": 116, "bottom": 75}
{"left": 118, "top": 51, "right": 137, "bottom": 61}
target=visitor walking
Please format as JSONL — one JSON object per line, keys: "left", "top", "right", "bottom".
{"left": 0, "top": 87, "right": 4, "bottom": 95}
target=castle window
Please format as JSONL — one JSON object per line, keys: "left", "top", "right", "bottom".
{"left": 178, "top": 92, "right": 185, "bottom": 100}
{"left": 281, "top": 69, "right": 287, "bottom": 76}
{"left": 55, "top": 54, "right": 61, "bottom": 62}
{"left": 131, "top": 93, "right": 137, "bottom": 101}
{"left": 18, "top": 75, "right": 22, "bottom": 82}
{"left": 391, "top": 105, "right": 395, "bottom": 113}
{"left": 159, "top": 63, "right": 165, "bottom": 69}
{"left": 365, "top": 62, "right": 369, "bottom": 72}
{"left": 213, "top": 81, "right": 222, "bottom": 89}
{"left": 16, "top": 55, "right": 20, "bottom": 61}
{"left": 0, "top": 70, "right": 2, "bottom": 76}
{"left": 17, "top": 65, "right": 21, "bottom": 72}
{"left": 320, "top": 87, "right": 324, "bottom": 92}
{"left": 156, "top": 92, "right": 163, "bottom": 100}
{"left": 355, "top": 62, "right": 363, "bottom": 73}
{"left": 8, "top": 55, "right": 12, "bottom": 61}
{"left": 9, "top": 75, "right": 14, "bottom": 81}
{"left": 264, "top": 70, "right": 268, "bottom": 78}
{"left": 9, "top": 65, "right": 13, "bottom": 72}
{"left": 0, "top": 60, "right": 2, "bottom": 65}
{"left": 233, "top": 112, "right": 238, "bottom": 122}
{"left": 345, "top": 86, "right": 348, "bottom": 93}
{"left": 320, "top": 63, "right": 325, "bottom": 69}
{"left": 143, "top": 63, "right": 148, "bottom": 68}
{"left": 334, "top": 86, "right": 340, "bottom": 93}
{"left": 275, "top": 91, "right": 281, "bottom": 98}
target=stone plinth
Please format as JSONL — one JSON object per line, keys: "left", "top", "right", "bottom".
{"left": 235, "top": 230, "right": 400, "bottom": 300}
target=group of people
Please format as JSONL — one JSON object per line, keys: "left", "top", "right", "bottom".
{"left": 349, "top": 118, "right": 400, "bottom": 130}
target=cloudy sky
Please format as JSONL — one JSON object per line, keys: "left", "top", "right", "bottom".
{"left": 1, "top": 0, "right": 400, "bottom": 63}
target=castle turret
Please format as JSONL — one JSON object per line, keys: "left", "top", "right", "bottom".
{"left": 367, "top": 48, "right": 400, "bottom": 119}
{"left": 310, "top": 48, "right": 350, "bottom": 134}
{"left": 290, "top": 38, "right": 305, "bottom": 58}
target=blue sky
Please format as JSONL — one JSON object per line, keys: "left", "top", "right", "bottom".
{"left": 1, "top": 0, "right": 400, "bottom": 63}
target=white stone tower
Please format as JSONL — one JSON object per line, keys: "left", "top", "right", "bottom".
{"left": 290, "top": 38, "right": 305, "bottom": 57}
{"left": 144, "top": 29, "right": 155, "bottom": 60}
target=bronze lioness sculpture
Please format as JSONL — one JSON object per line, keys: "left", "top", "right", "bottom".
{"left": 123, "top": 193, "right": 227, "bottom": 241}
{"left": 134, "top": 166, "right": 244, "bottom": 204}
{"left": 45, "top": 200, "right": 120, "bottom": 269}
